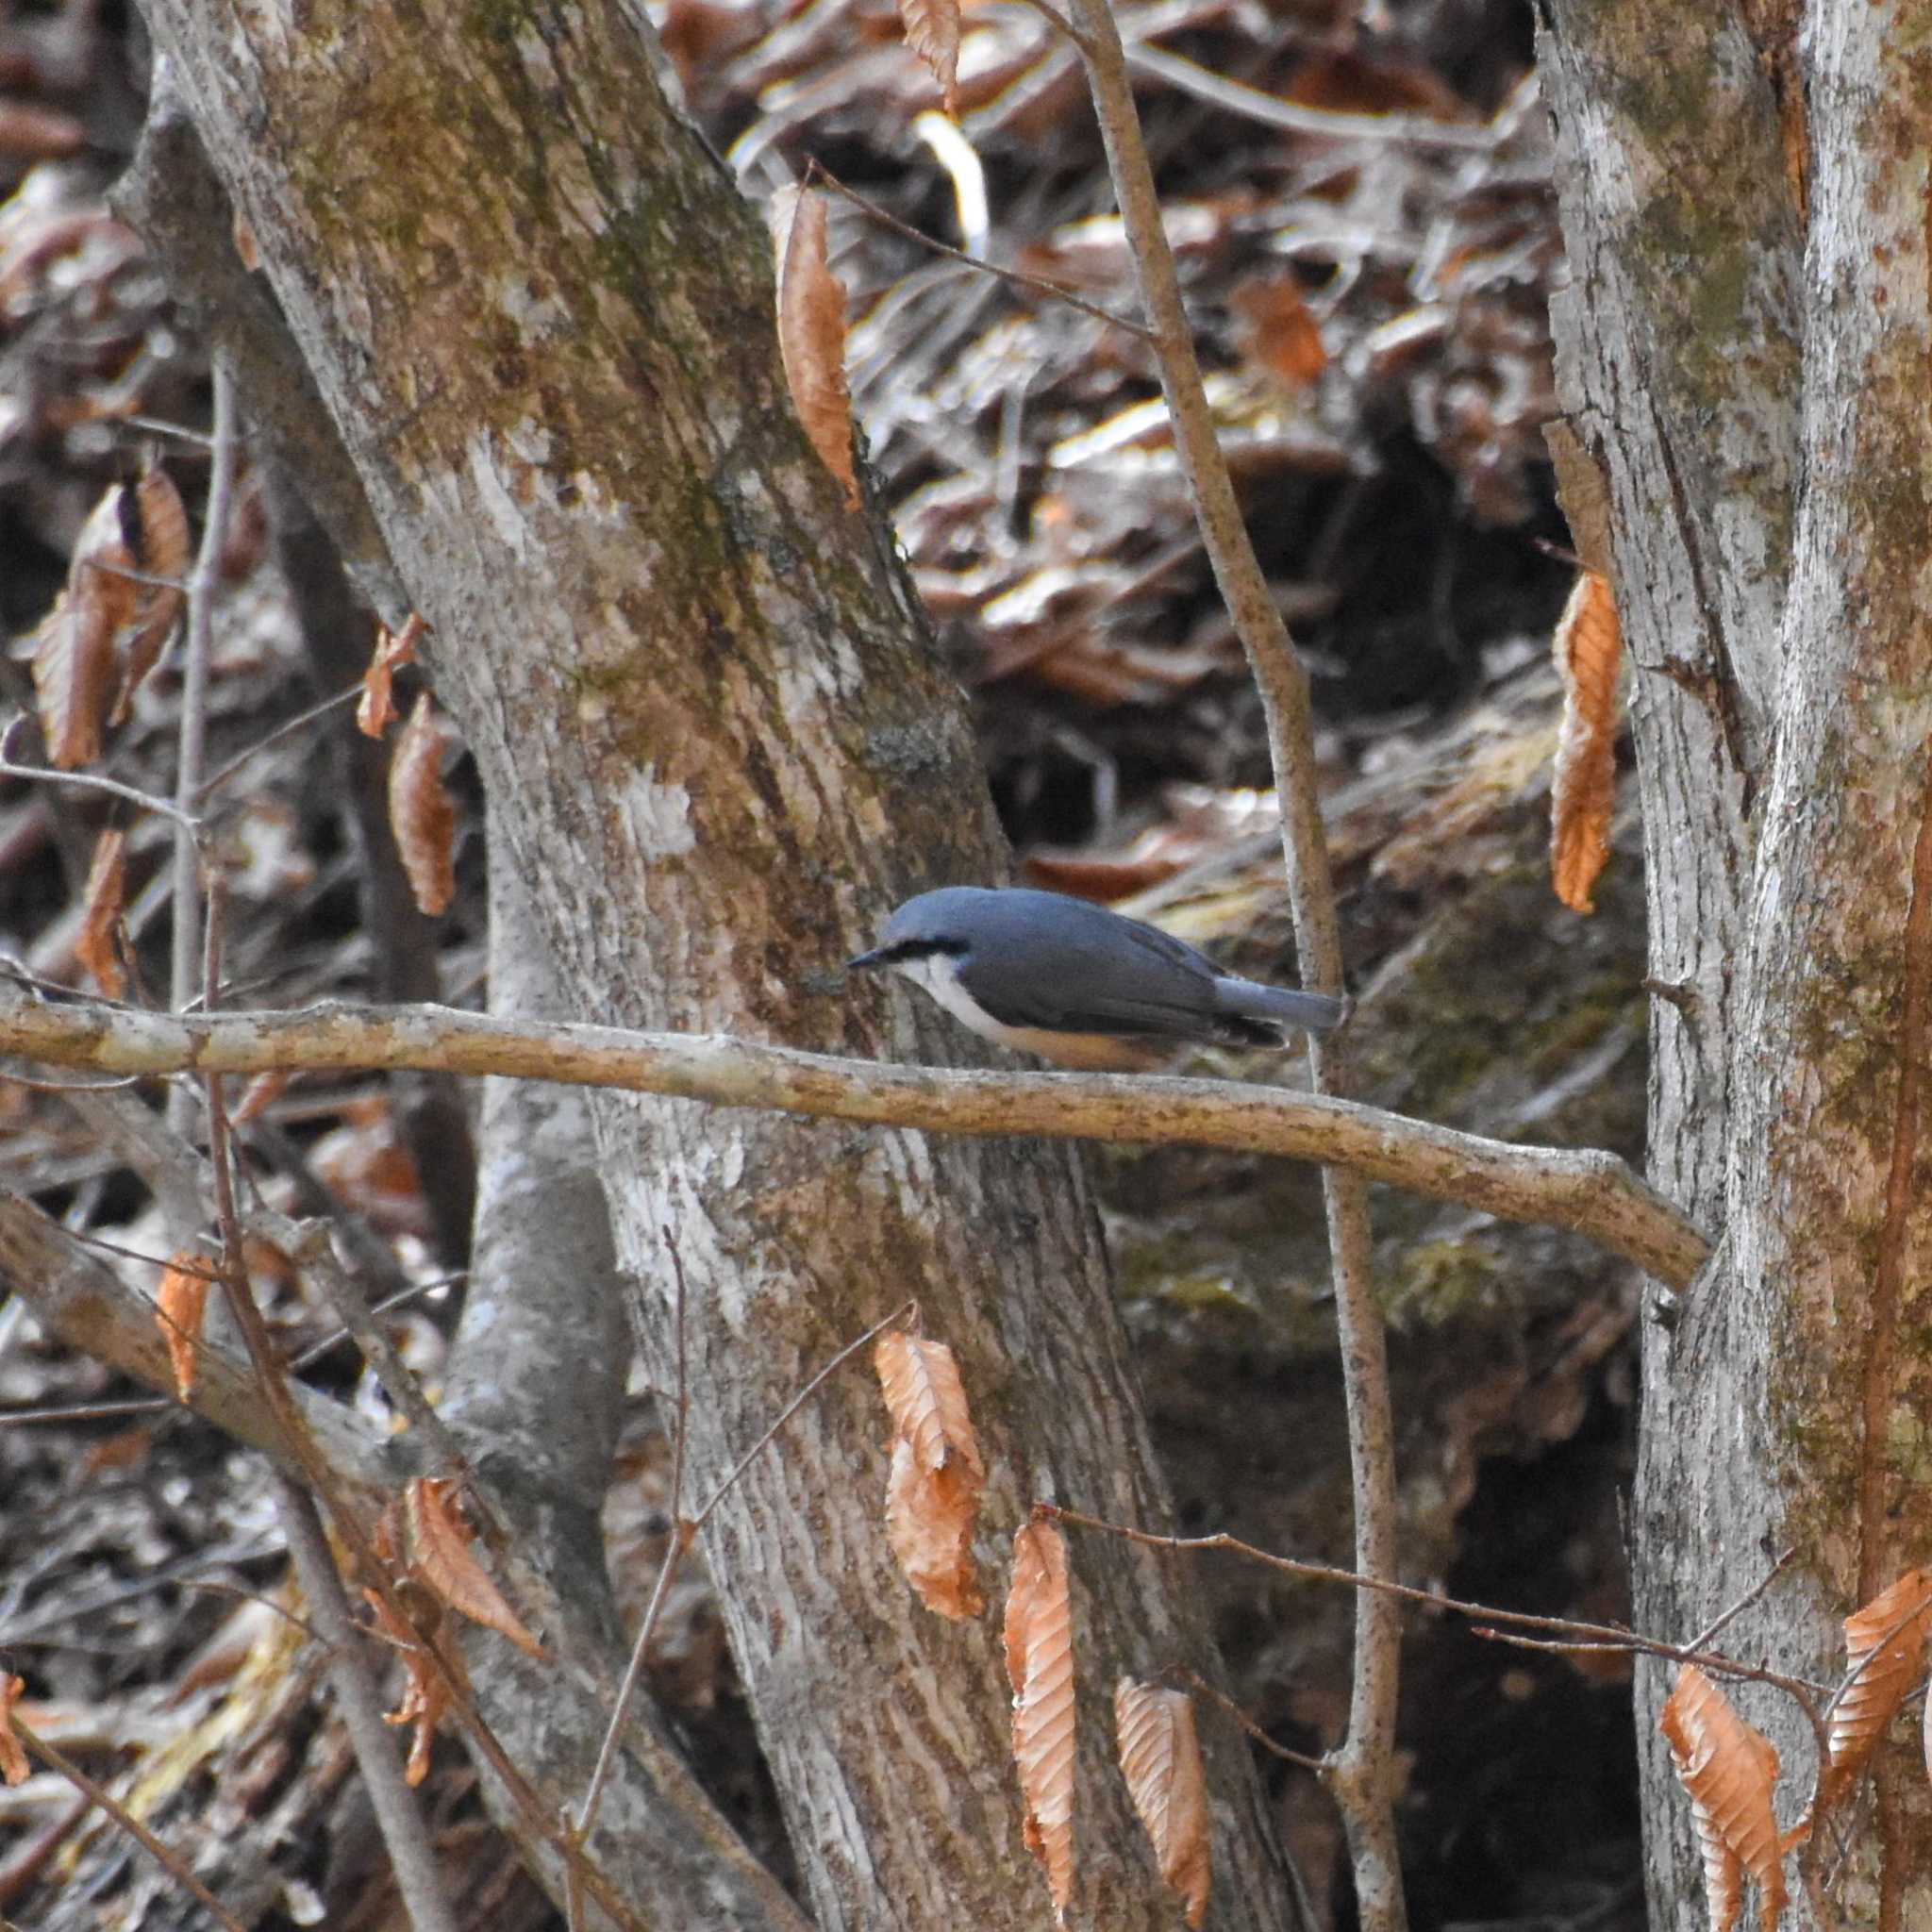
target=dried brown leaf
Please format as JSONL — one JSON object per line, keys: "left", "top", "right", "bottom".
{"left": 1824, "top": 1567, "right": 1932, "bottom": 1803}
{"left": 876, "top": 1333, "right": 986, "bottom": 1619}
{"left": 1543, "top": 419, "right": 1613, "bottom": 578}
{"left": 897, "top": 0, "right": 961, "bottom": 114}
{"left": 231, "top": 210, "right": 260, "bottom": 272}
{"left": 32, "top": 486, "right": 138, "bottom": 769}
{"left": 389, "top": 692, "right": 458, "bottom": 916}
{"left": 358, "top": 611, "right": 426, "bottom": 739}
{"left": 405, "top": 1476, "right": 543, "bottom": 1656}
{"left": 1659, "top": 1665, "right": 1787, "bottom": 1932}
{"left": 75, "top": 826, "right": 128, "bottom": 997}
{"left": 0, "top": 1675, "right": 26, "bottom": 1785}
{"left": 1006, "top": 1522, "right": 1075, "bottom": 1922}
{"left": 1550, "top": 568, "right": 1622, "bottom": 914}
{"left": 365, "top": 1587, "right": 448, "bottom": 1786}
{"left": 155, "top": 1251, "right": 214, "bottom": 1402}
{"left": 772, "top": 187, "right": 859, "bottom": 509}
{"left": 1115, "top": 1679, "right": 1211, "bottom": 1927}
{"left": 232, "top": 1068, "right": 294, "bottom": 1125}
{"left": 112, "top": 462, "right": 190, "bottom": 720}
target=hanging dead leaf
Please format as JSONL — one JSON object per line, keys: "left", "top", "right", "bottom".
{"left": 405, "top": 1476, "right": 543, "bottom": 1656}
{"left": 897, "top": 0, "right": 960, "bottom": 114}
{"left": 75, "top": 826, "right": 128, "bottom": 996}
{"left": 232, "top": 1067, "right": 294, "bottom": 1125}
{"left": 365, "top": 1587, "right": 448, "bottom": 1786}
{"left": 32, "top": 485, "right": 138, "bottom": 769}
{"left": 1115, "top": 1678, "right": 1211, "bottom": 1927}
{"left": 231, "top": 210, "right": 261, "bottom": 272}
{"left": 1543, "top": 419, "right": 1613, "bottom": 578}
{"left": 155, "top": 1251, "right": 215, "bottom": 1401}
{"left": 1822, "top": 1567, "right": 1932, "bottom": 1807}
{"left": 771, "top": 186, "right": 859, "bottom": 509}
{"left": 875, "top": 1333, "right": 985, "bottom": 1619}
{"left": 358, "top": 611, "right": 427, "bottom": 739}
{"left": 1005, "top": 1521, "right": 1075, "bottom": 1922}
{"left": 1550, "top": 568, "right": 1621, "bottom": 914}
{"left": 112, "top": 461, "right": 190, "bottom": 722}
{"left": 1659, "top": 1665, "right": 1787, "bottom": 1932}
{"left": 0, "top": 1675, "right": 26, "bottom": 1786}
{"left": 389, "top": 693, "right": 458, "bottom": 916}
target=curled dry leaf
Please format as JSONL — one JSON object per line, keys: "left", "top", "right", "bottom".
{"left": 1658, "top": 1665, "right": 1787, "bottom": 1932}
{"left": 0, "top": 1675, "right": 26, "bottom": 1786}
{"left": 875, "top": 1332, "right": 986, "bottom": 1619}
{"left": 1550, "top": 568, "right": 1622, "bottom": 914}
{"left": 1824, "top": 1567, "right": 1932, "bottom": 1806}
{"left": 156, "top": 1251, "right": 214, "bottom": 1402}
{"left": 897, "top": 0, "right": 961, "bottom": 115}
{"left": 771, "top": 186, "right": 860, "bottom": 510}
{"left": 358, "top": 611, "right": 426, "bottom": 739}
{"left": 113, "top": 462, "right": 191, "bottom": 722}
{"left": 1005, "top": 1521, "right": 1076, "bottom": 1923}
{"left": 389, "top": 692, "right": 458, "bottom": 917}
{"left": 33, "top": 485, "right": 136, "bottom": 769}
{"left": 1114, "top": 1679, "right": 1211, "bottom": 1927}
{"left": 232, "top": 1067, "right": 294, "bottom": 1125}
{"left": 365, "top": 1587, "right": 448, "bottom": 1787}
{"left": 75, "top": 826, "right": 128, "bottom": 997}
{"left": 405, "top": 1476, "right": 543, "bottom": 1657}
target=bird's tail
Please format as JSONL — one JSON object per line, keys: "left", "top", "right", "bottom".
{"left": 1212, "top": 978, "right": 1350, "bottom": 1035}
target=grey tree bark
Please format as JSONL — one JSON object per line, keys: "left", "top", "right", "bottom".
{"left": 129, "top": 3, "right": 1309, "bottom": 1928}
{"left": 1541, "top": 2, "right": 1932, "bottom": 1924}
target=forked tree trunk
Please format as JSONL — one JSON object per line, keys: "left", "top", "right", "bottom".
{"left": 1541, "top": 3, "right": 1932, "bottom": 1924}
{"left": 133, "top": 4, "right": 1308, "bottom": 1928}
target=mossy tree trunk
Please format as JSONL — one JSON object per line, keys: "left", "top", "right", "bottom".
{"left": 133, "top": 3, "right": 1308, "bottom": 1928}
{"left": 1541, "top": 2, "right": 1932, "bottom": 1924}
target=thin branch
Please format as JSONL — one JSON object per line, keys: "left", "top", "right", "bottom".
{"left": 0, "top": 990, "right": 1713, "bottom": 1287}
{"left": 812, "top": 163, "right": 1153, "bottom": 340}
{"left": 198, "top": 680, "right": 361, "bottom": 800}
{"left": 1122, "top": 43, "right": 1503, "bottom": 153}
{"left": 0, "top": 742, "right": 204, "bottom": 839}
{"left": 1042, "top": 1506, "right": 1828, "bottom": 1712}
{"left": 1177, "top": 1668, "right": 1325, "bottom": 1772}
{"left": 1062, "top": 5, "right": 1405, "bottom": 1917}
{"left": 8, "top": 1717, "right": 251, "bottom": 1932}
{"left": 169, "top": 350, "right": 239, "bottom": 1138}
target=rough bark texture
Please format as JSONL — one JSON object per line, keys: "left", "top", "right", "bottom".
{"left": 1541, "top": 1, "right": 1932, "bottom": 1924}
{"left": 133, "top": 4, "right": 1306, "bottom": 1927}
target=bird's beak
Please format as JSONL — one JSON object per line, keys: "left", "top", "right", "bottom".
{"left": 845, "top": 945, "right": 889, "bottom": 973}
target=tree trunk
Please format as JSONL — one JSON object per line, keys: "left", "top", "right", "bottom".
{"left": 132, "top": 4, "right": 1307, "bottom": 1927}
{"left": 1541, "top": 1, "right": 1932, "bottom": 1922}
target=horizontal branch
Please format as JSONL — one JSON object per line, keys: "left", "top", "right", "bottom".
{"left": 0, "top": 990, "right": 1713, "bottom": 1287}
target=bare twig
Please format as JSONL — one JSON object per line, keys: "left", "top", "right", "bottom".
{"left": 198, "top": 680, "right": 361, "bottom": 800}
{"left": 1123, "top": 43, "right": 1503, "bottom": 153}
{"left": 8, "top": 1717, "right": 251, "bottom": 1932}
{"left": 579, "top": 1287, "right": 915, "bottom": 1840}
{"left": 1043, "top": 1506, "right": 1827, "bottom": 1711}
{"left": 167, "top": 351, "right": 239, "bottom": 1137}
{"left": 1061, "top": 6, "right": 1406, "bottom": 1917}
{"left": 0, "top": 992, "right": 1713, "bottom": 1287}
{"left": 0, "top": 741, "right": 204, "bottom": 838}
{"left": 812, "top": 163, "right": 1152, "bottom": 340}
{"left": 273, "top": 1473, "right": 460, "bottom": 1932}
{"left": 1177, "top": 1668, "right": 1324, "bottom": 1772}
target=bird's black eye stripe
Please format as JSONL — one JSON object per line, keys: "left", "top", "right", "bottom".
{"left": 879, "top": 938, "right": 968, "bottom": 964}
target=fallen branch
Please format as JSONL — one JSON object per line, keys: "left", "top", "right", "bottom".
{"left": 0, "top": 988, "right": 1712, "bottom": 1287}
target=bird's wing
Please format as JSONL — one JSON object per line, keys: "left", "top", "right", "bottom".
{"left": 956, "top": 918, "right": 1224, "bottom": 1038}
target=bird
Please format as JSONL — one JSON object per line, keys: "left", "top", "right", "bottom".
{"left": 847, "top": 885, "right": 1348, "bottom": 1071}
